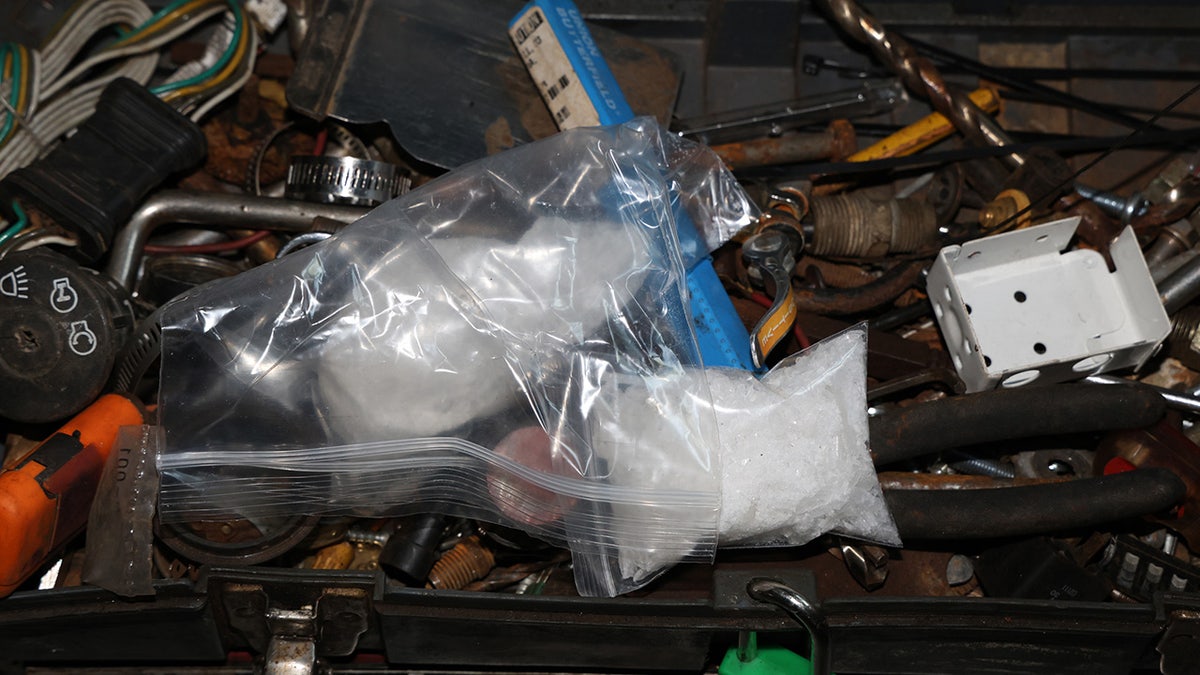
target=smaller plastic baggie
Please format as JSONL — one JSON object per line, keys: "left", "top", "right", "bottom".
{"left": 594, "top": 323, "right": 900, "bottom": 586}
{"left": 156, "top": 119, "right": 753, "bottom": 596}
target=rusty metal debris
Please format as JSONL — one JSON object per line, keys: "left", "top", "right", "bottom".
{"left": 710, "top": 121, "right": 856, "bottom": 170}
{"left": 3, "top": 0, "right": 1200, "bottom": 671}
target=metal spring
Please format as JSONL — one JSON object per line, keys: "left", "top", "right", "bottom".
{"left": 427, "top": 536, "right": 495, "bottom": 590}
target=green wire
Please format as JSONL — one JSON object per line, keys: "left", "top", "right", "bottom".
{"left": 0, "top": 201, "right": 28, "bottom": 245}
{"left": 114, "top": 0, "right": 198, "bottom": 41}
{"left": 0, "top": 43, "right": 22, "bottom": 145}
{"left": 149, "top": 0, "right": 243, "bottom": 96}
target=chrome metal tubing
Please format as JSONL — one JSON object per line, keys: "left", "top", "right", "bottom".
{"left": 1085, "top": 374, "right": 1200, "bottom": 415}
{"left": 106, "top": 190, "right": 369, "bottom": 289}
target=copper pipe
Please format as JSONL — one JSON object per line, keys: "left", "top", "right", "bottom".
{"left": 792, "top": 260, "right": 925, "bottom": 315}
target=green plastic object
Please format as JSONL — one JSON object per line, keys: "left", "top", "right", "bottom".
{"left": 718, "top": 633, "right": 815, "bottom": 675}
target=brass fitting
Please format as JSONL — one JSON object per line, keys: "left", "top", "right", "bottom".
{"left": 979, "top": 189, "right": 1031, "bottom": 232}
{"left": 427, "top": 536, "right": 495, "bottom": 590}
{"left": 808, "top": 192, "right": 937, "bottom": 258}
{"left": 312, "top": 541, "right": 355, "bottom": 570}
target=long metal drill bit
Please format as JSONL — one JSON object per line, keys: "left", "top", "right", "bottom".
{"left": 815, "top": 0, "right": 1027, "bottom": 167}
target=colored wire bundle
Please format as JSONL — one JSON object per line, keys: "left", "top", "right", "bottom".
{"left": 0, "top": 43, "right": 38, "bottom": 149}
{"left": 39, "top": 0, "right": 227, "bottom": 101}
{"left": 158, "top": 0, "right": 260, "bottom": 121}
{"left": 0, "top": 0, "right": 258, "bottom": 180}
{"left": 0, "top": 0, "right": 155, "bottom": 179}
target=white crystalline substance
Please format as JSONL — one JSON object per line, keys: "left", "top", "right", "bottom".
{"left": 596, "top": 327, "right": 900, "bottom": 582}
{"left": 713, "top": 328, "right": 899, "bottom": 547}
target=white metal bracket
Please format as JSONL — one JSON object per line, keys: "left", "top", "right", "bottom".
{"left": 927, "top": 216, "right": 1169, "bottom": 393}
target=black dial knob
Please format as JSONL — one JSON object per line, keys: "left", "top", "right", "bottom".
{"left": 0, "top": 248, "right": 133, "bottom": 423}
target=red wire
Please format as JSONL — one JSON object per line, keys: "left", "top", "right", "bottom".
{"left": 144, "top": 230, "right": 272, "bottom": 255}
{"left": 313, "top": 128, "right": 329, "bottom": 156}
{"left": 747, "top": 292, "right": 811, "bottom": 350}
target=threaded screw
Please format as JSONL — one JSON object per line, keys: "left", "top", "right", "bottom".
{"left": 1074, "top": 183, "right": 1148, "bottom": 222}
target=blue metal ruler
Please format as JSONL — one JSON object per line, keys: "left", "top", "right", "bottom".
{"left": 509, "top": 0, "right": 755, "bottom": 370}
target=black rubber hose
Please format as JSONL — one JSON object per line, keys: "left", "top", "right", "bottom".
{"left": 380, "top": 513, "right": 446, "bottom": 585}
{"left": 793, "top": 260, "right": 926, "bottom": 315}
{"left": 870, "top": 383, "right": 1166, "bottom": 466}
{"left": 886, "top": 468, "right": 1186, "bottom": 540}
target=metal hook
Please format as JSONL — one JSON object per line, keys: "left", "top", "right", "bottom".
{"left": 746, "top": 578, "right": 832, "bottom": 675}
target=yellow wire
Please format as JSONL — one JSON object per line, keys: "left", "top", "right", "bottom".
{"left": 160, "top": 16, "right": 249, "bottom": 103}
{"left": 116, "top": 0, "right": 221, "bottom": 48}
{"left": 2, "top": 48, "right": 14, "bottom": 115}
{"left": 113, "top": 0, "right": 224, "bottom": 48}
{"left": 1, "top": 48, "right": 17, "bottom": 145}
{"left": 14, "top": 44, "right": 29, "bottom": 114}
{"left": 126, "top": 0, "right": 222, "bottom": 45}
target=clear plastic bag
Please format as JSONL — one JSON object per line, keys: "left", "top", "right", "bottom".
{"left": 82, "top": 425, "right": 160, "bottom": 597}
{"left": 591, "top": 325, "right": 900, "bottom": 577}
{"left": 659, "top": 128, "right": 759, "bottom": 262}
{"left": 156, "top": 119, "right": 730, "bottom": 596}
{"left": 708, "top": 326, "right": 899, "bottom": 548}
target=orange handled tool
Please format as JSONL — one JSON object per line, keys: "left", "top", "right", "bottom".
{"left": 0, "top": 393, "right": 144, "bottom": 596}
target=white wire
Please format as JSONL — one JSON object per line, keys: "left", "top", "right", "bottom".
{"left": 0, "top": 227, "right": 77, "bottom": 262}
{"left": 186, "top": 25, "right": 258, "bottom": 122}
{"left": 0, "top": 0, "right": 257, "bottom": 180}
{"left": 0, "top": 0, "right": 240, "bottom": 179}
{"left": 162, "top": 11, "right": 236, "bottom": 86}
{"left": 17, "top": 233, "right": 78, "bottom": 251}
{"left": 40, "top": 1, "right": 152, "bottom": 84}
{"left": 27, "top": 47, "right": 41, "bottom": 121}
{"left": 0, "top": 53, "right": 156, "bottom": 179}
{"left": 40, "top": 0, "right": 117, "bottom": 80}
{"left": 0, "top": 0, "right": 153, "bottom": 175}
{"left": 41, "top": 3, "right": 226, "bottom": 100}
